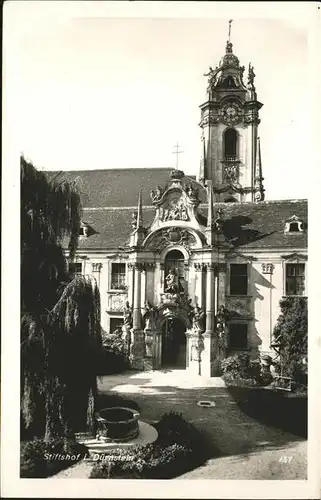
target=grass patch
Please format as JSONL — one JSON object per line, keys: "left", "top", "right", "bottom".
{"left": 227, "top": 386, "right": 307, "bottom": 438}
{"left": 90, "top": 411, "right": 214, "bottom": 479}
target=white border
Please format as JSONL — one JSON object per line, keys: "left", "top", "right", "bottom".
{"left": 2, "top": 1, "right": 320, "bottom": 498}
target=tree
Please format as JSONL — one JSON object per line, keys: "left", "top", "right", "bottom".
{"left": 21, "top": 157, "right": 102, "bottom": 441}
{"left": 272, "top": 297, "right": 307, "bottom": 385}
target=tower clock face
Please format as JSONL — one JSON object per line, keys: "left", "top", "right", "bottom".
{"left": 219, "top": 102, "right": 242, "bottom": 125}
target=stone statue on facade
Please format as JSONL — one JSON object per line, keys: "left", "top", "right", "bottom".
{"left": 189, "top": 305, "right": 205, "bottom": 332}
{"left": 215, "top": 305, "right": 229, "bottom": 348}
{"left": 123, "top": 301, "right": 133, "bottom": 328}
{"left": 131, "top": 211, "right": 138, "bottom": 229}
{"left": 247, "top": 63, "right": 256, "bottom": 91}
{"left": 170, "top": 169, "right": 185, "bottom": 180}
{"left": 214, "top": 208, "right": 224, "bottom": 233}
{"left": 224, "top": 163, "right": 238, "bottom": 184}
{"left": 163, "top": 199, "right": 188, "bottom": 222}
{"left": 204, "top": 65, "right": 220, "bottom": 89}
{"left": 143, "top": 300, "right": 158, "bottom": 330}
{"left": 186, "top": 184, "right": 198, "bottom": 200}
{"left": 150, "top": 186, "right": 163, "bottom": 203}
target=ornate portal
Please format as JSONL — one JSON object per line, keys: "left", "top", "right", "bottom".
{"left": 145, "top": 227, "right": 197, "bottom": 252}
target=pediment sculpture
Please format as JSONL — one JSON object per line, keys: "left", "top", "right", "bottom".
{"left": 163, "top": 196, "right": 189, "bottom": 222}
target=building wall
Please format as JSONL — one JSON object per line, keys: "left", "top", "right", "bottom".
{"left": 72, "top": 247, "right": 307, "bottom": 364}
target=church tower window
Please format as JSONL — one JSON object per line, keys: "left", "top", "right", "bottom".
{"left": 224, "top": 128, "right": 237, "bottom": 160}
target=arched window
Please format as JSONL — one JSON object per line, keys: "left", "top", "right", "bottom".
{"left": 224, "top": 128, "right": 237, "bottom": 159}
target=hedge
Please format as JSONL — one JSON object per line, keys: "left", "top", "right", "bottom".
{"left": 90, "top": 411, "right": 213, "bottom": 479}
{"left": 20, "top": 437, "right": 88, "bottom": 478}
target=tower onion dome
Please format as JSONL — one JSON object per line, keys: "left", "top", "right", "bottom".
{"left": 220, "top": 41, "right": 240, "bottom": 69}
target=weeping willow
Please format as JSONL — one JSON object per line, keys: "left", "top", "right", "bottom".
{"left": 21, "top": 157, "right": 101, "bottom": 441}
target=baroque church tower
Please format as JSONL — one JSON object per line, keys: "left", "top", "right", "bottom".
{"left": 199, "top": 22, "right": 265, "bottom": 203}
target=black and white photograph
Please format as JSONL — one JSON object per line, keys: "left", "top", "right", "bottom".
{"left": 2, "top": 1, "right": 320, "bottom": 498}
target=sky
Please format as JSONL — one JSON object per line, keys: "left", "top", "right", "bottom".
{"left": 4, "top": 1, "right": 318, "bottom": 200}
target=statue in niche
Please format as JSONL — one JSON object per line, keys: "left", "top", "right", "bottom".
{"left": 123, "top": 301, "right": 133, "bottom": 328}
{"left": 164, "top": 268, "right": 183, "bottom": 294}
{"left": 150, "top": 186, "right": 163, "bottom": 203}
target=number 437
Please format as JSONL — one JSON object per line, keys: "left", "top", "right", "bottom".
{"left": 279, "top": 456, "right": 293, "bottom": 463}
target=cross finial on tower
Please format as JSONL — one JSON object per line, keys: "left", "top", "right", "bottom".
{"left": 228, "top": 19, "right": 233, "bottom": 43}
{"left": 172, "top": 142, "right": 184, "bottom": 170}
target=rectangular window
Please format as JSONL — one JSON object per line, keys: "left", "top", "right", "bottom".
{"left": 69, "top": 262, "right": 82, "bottom": 275}
{"left": 285, "top": 263, "right": 305, "bottom": 296}
{"left": 230, "top": 264, "right": 248, "bottom": 295}
{"left": 111, "top": 263, "right": 126, "bottom": 290}
{"left": 229, "top": 323, "right": 248, "bottom": 350}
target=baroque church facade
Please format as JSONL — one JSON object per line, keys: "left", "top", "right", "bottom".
{"left": 53, "top": 37, "right": 307, "bottom": 377}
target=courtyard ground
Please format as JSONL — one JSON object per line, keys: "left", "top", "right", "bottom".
{"left": 53, "top": 369, "right": 307, "bottom": 479}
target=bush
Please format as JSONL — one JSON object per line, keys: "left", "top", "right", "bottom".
{"left": 90, "top": 411, "right": 212, "bottom": 479}
{"left": 221, "top": 353, "right": 261, "bottom": 383}
{"left": 96, "top": 330, "right": 129, "bottom": 375}
{"left": 272, "top": 297, "right": 307, "bottom": 385}
{"left": 102, "top": 330, "right": 128, "bottom": 357}
{"left": 20, "top": 437, "right": 88, "bottom": 478}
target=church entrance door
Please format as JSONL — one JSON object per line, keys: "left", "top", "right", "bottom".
{"left": 161, "top": 318, "right": 186, "bottom": 369}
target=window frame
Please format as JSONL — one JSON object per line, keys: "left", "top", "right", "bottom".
{"left": 229, "top": 263, "right": 249, "bottom": 296}
{"left": 110, "top": 262, "right": 127, "bottom": 291}
{"left": 281, "top": 254, "right": 307, "bottom": 297}
{"left": 69, "top": 262, "right": 83, "bottom": 275}
{"left": 285, "top": 262, "right": 306, "bottom": 297}
{"left": 223, "top": 127, "right": 238, "bottom": 159}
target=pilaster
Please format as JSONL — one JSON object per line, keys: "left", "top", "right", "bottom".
{"left": 194, "top": 263, "right": 204, "bottom": 308}
{"left": 131, "top": 263, "right": 145, "bottom": 369}
{"left": 205, "top": 263, "right": 215, "bottom": 334}
{"left": 217, "top": 263, "right": 227, "bottom": 308}
{"left": 127, "top": 263, "right": 135, "bottom": 307}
